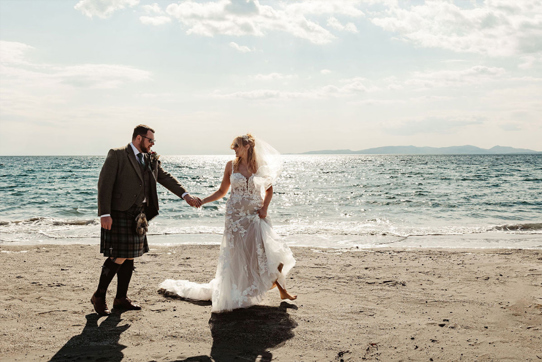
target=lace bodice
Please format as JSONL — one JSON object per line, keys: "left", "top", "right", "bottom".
{"left": 225, "top": 172, "right": 263, "bottom": 246}
{"left": 228, "top": 172, "right": 263, "bottom": 208}
{"left": 230, "top": 172, "right": 255, "bottom": 194}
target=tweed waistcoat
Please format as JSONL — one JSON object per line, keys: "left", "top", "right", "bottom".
{"left": 136, "top": 161, "right": 152, "bottom": 207}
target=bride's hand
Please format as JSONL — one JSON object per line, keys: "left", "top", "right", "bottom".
{"left": 257, "top": 208, "right": 267, "bottom": 219}
{"left": 185, "top": 195, "right": 202, "bottom": 208}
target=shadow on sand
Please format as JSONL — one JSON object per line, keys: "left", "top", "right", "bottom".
{"left": 49, "top": 311, "right": 130, "bottom": 362}
{"left": 159, "top": 289, "right": 213, "bottom": 307}
{"left": 177, "top": 302, "right": 298, "bottom": 362}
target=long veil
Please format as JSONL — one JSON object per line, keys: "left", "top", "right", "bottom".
{"left": 253, "top": 136, "right": 283, "bottom": 196}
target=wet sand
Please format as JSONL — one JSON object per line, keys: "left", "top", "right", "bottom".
{"left": 0, "top": 244, "right": 541, "bottom": 361}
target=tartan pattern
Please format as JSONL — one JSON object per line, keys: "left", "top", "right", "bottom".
{"left": 100, "top": 206, "right": 149, "bottom": 258}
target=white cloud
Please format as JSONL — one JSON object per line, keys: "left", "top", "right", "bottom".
{"left": 327, "top": 17, "right": 343, "bottom": 30}
{"left": 518, "top": 55, "right": 542, "bottom": 69}
{"left": 214, "top": 76, "right": 376, "bottom": 100}
{"left": 142, "top": 3, "right": 163, "bottom": 14}
{"left": 344, "top": 23, "right": 358, "bottom": 33}
{"left": 164, "top": 0, "right": 364, "bottom": 44}
{"left": 353, "top": 98, "right": 407, "bottom": 106}
{"left": 229, "top": 42, "right": 252, "bottom": 53}
{"left": 72, "top": 0, "right": 542, "bottom": 57}
{"left": 370, "top": 66, "right": 507, "bottom": 92}
{"left": 370, "top": 0, "right": 542, "bottom": 57}
{"left": 0, "top": 42, "right": 151, "bottom": 119}
{"left": 339, "top": 77, "right": 376, "bottom": 93}
{"left": 327, "top": 17, "right": 358, "bottom": 33}
{"left": 383, "top": 116, "right": 485, "bottom": 136}
{"left": 75, "top": 0, "right": 140, "bottom": 18}
{"left": 213, "top": 89, "right": 286, "bottom": 100}
{"left": 225, "top": 0, "right": 259, "bottom": 15}
{"left": 140, "top": 16, "right": 171, "bottom": 26}
{"left": 499, "top": 123, "right": 522, "bottom": 131}
{"left": 2, "top": 61, "right": 150, "bottom": 90}
{"left": 56, "top": 64, "right": 151, "bottom": 88}
{"left": 211, "top": 64, "right": 523, "bottom": 102}
{"left": 404, "top": 66, "right": 506, "bottom": 89}
{"left": 253, "top": 73, "right": 296, "bottom": 81}
{"left": 285, "top": 1, "right": 364, "bottom": 17}
{"left": 519, "top": 56, "right": 536, "bottom": 70}
{"left": 321, "top": 69, "right": 332, "bottom": 74}
{"left": 0, "top": 41, "right": 34, "bottom": 64}
{"left": 409, "top": 95, "right": 453, "bottom": 103}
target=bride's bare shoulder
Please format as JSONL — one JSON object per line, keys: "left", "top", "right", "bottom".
{"left": 225, "top": 160, "right": 234, "bottom": 173}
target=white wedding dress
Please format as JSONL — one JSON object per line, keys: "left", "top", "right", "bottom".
{"left": 159, "top": 162, "right": 295, "bottom": 313}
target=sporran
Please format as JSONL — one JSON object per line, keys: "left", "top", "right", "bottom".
{"left": 134, "top": 212, "right": 148, "bottom": 236}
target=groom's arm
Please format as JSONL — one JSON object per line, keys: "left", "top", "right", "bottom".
{"left": 156, "top": 164, "right": 201, "bottom": 207}
{"left": 97, "top": 149, "right": 118, "bottom": 218}
{"left": 156, "top": 165, "right": 187, "bottom": 199}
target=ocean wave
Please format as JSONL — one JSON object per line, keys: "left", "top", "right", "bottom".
{"left": 2, "top": 218, "right": 541, "bottom": 239}
{"left": 145, "top": 223, "right": 542, "bottom": 237}
{"left": 491, "top": 222, "right": 542, "bottom": 232}
{"left": 0, "top": 217, "right": 98, "bottom": 226}
{"left": 36, "top": 231, "right": 99, "bottom": 239}
{"left": 272, "top": 225, "right": 489, "bottom": 237}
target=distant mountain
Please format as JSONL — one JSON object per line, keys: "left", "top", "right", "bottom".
{"left": 302, "top": 145, "right": 541, "bottom": 155}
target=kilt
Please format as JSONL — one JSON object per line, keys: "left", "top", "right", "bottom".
{"left": 100, "top": 205, "right": 149, "bottom": 258}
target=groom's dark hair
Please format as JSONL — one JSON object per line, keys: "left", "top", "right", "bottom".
{"left": 132, "top": 124, "right": 155, "bottom": 140}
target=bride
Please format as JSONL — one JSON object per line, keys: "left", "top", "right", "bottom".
{"left": 159, "top": 134, "right": 296, "bottom": 313}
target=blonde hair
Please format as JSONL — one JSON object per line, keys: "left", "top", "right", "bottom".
{"left": 231, "top": 134, "right": 257, "bottom": 173}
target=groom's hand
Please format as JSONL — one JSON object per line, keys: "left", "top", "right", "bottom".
{"left": 101, "top": 216, "right": 113, "bottom": 230}
{"left": 184, "top": 194, "right": 202, "bottom": 208}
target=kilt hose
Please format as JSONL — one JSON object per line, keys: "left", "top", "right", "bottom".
{"left": 100, "top": 205, "right": 149, "bottom": 258}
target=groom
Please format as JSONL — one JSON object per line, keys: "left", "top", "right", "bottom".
{"left": 91, "top": 124, "right": 202, "bottom": 316}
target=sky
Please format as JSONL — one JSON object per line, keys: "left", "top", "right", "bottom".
{"left": 0, "top": 0, "right": 541, "bottom": 155}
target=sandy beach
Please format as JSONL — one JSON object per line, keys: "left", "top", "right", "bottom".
{"left": 1, "top": 243, "right": 541, "bottom": 361}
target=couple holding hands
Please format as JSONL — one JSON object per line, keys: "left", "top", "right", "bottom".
{"left": 91, "top": 125, "right": 296, "bottom": 317}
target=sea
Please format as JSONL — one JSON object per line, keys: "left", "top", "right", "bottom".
{"left": 1, "top": 154, "right": 541, "bottom": 249}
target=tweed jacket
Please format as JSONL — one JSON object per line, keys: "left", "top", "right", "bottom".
{"left": 97, "top": 144, "right": 186, "bottom": 220}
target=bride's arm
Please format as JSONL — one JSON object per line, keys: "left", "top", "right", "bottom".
{"left": 257, "top": 186, "right": 273, "bottom": 218}
{"left": 202, "top": 161, "right": 232, "bottom": 205}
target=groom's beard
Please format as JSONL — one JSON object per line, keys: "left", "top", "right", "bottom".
{"left": 141, "top": 144, "right": 150, "bottom": 153}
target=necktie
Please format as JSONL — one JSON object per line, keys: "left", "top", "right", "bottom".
{"left": 137, "top": 153, "right": 145, "bottom": 166}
